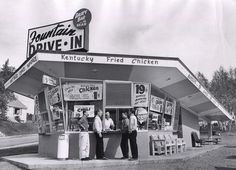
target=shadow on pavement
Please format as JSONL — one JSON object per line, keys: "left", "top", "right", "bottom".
{"left": 215, "top": 167, "right": 236, "bottom": 170}
{"left": 226, "top": 155, "right": 236, "bottom": 159}
{"left": 224, "top": 146, "right": 236, "bottom": 148}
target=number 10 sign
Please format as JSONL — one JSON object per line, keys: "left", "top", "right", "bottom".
{"left": 133, "top": 83, "right": 150, "bottom": 107}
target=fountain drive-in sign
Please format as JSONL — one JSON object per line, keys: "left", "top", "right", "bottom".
{"left": 26, "top": 8, "right": 91, "bottom": 58}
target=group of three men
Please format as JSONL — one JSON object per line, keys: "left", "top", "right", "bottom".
{"left": 78, "top": 109, "right": 138, "bottom": 161}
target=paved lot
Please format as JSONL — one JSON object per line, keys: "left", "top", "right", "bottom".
{"left": 1, "top": 133, "right": 236, "bottom": 170}
{"left": 0, "top": 134, "right": 38, "bottom": 170}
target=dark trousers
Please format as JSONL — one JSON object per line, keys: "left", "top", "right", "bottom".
{"left": 94, "top": 132, "right": 104, "bottom": 159}
{"left": 120, "top": 132, "right": 129, "bottom": 158}
{"left": 129, "top": 130, "right": 138, "bottom": 159}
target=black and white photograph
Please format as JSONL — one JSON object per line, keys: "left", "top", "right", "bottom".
{"left": 0, "top": 0, "right": 236, "bottom": 169}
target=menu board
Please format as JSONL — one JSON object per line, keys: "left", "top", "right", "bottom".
{"left": 63, "top": 83, "right": 102, "bottom": 101}
{"left": 150, "top": 95, "right": 164, "bottom": 113}
{"left": 133, "top": 83, "right": 149, "bottom": 107}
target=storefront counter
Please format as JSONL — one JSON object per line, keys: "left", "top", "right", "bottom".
{"left": 38, "top": 131, "right": 123, "bottom": 159}
{"left": 38, "top": 130, "right": 150, "bottom": 159}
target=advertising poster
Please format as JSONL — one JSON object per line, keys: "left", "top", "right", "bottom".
{"left": 47, "top": 86, "right": 61, "bottom": 105}
{"left": 150, "top": 95, "right": 164, "bottom": 113}
{"left": 151, "top": 112, "right": 159, "bottom": 122}
{"left": 133, "top": 83, "right": 149, "bottom": 107}
{"left": 63, "top": 83, "right": 102, "bottom": 101}
{"left": 165, "top": 101, "right": 174, "bottom": 115}
{"left": 136, "top": 107, "right": 148, "bottom": 124}
{"left": 50, "top": 106, "right": 62, "bottom": 120}
{"left": 73, "top": 105, "right": 95, "bottom": 118}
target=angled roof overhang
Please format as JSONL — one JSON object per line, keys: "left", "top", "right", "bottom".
{"left": 5, "top": 50, "right": 233, "bottom": 121}
{"left": 8, "top": 99, "right": 27, "bottom": 110}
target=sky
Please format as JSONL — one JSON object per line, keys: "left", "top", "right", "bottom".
{"left": 1, "top": 0, "right": 236, "bottom": 113}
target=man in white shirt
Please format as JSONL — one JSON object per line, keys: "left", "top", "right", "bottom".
{"left": 104, "top": 112, "right": 114, "bottom": 130}
{"left": 93, "top": 109, "right": 107, "bottom": 160}
{"left": 128, "top": 109, "right": 138, "bottom": 160}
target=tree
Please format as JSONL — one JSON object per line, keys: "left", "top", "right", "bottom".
{"left": 210, "top": 66, "right": 236, "bottom": 114}
{"left": 0, "top": 59, "right": 15, "bottom": 120}
{"left": 196, "top": 72, "right": 210, "bottom": 89}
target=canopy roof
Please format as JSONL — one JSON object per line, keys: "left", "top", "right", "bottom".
{"left": 5, "top": 50, "right": 233, "bottom": 121}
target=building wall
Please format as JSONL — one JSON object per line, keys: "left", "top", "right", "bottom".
{"left": 39, "top": 131, "right": 149, "bottom": 159}
{"left": 6, "top": 107, "right": 27, "bottom": 123}
{"left": 6, "top": 107, "right": 15, "bottom": 121}
{"left": 181, "top": 107, "right": 200, "bottom": 147}
{"left": 21, "top": 109, "right": 28, "bottom": 122}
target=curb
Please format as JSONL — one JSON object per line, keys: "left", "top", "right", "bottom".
{"left": 0, "top": 134, "right": 38, "bottom": 139}
{"left": 0, "top": 142, "right": 38, "bottom": 150}
{"left": 2, "top": 145, "right": 224, "bottom": 170}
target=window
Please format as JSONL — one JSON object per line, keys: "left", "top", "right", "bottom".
{"left": 61, "top": 78, "right": 103, "bottom": 132}
{"left": 14, "top": 108, "right": 20, "bottom": 115}
{"left": 149, "top": 85, "right": 176, "bottom": 131}
{"left": 68, "top": 100, "right": 102, "bottom": 131}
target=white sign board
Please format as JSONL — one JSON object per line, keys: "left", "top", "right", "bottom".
{"left": 27, "top": 20, "right": 88, "bottom": 58}
{"left": 150, "top": 95, "right": 164, "bottom": 113}
{"left": 165, "top": 101, "right": 174, "bottom": 115}
{"left": 74, "top": 105, "right": 94, "bottom": 118}
{"left": 63, "top": 83, "right": 102, "bottom": 101}
{"left": 42, "top": 75, "right": 57, "bottom": 86}
{"left": 133, "top": 83, "right": 149, "bottom": 107}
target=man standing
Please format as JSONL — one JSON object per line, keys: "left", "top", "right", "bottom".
{"left": 128, "top": 109, "right": 138, "bottom": 160}
{"left": 93, "top": 109, "right": 107, "bottom": 160}
{"left": 78, "top": 110, "right": 90, "bottom": 161}
{"left": 120, "top": 112, "right": 129, "bottom": 159}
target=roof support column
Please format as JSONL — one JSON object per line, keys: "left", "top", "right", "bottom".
{"left": 207, "top": 121, "right": 212, "bottom": 139}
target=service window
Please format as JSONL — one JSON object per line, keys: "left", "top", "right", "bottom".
{"left": 104, "top": 108, "right": 130, "bottom": 130}
{"left": 104, "top": 108, "right": 117, "bottom": 130}
{"left": 67, "top": 100, "right": 102, "bottom": 131}
{"left": 61, "top": 78, "right": 103, "bottom": 132}
{"left": 104, "top": 81, "right": 133, "bottom": 131}
{"left": 149, "top": 85, "right": 176, "bottom": 131}
{"left": 149, "top": 86, "right": 165, "bottom": 130}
